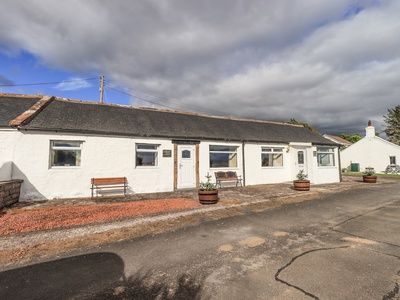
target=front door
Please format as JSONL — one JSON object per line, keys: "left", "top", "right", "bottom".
{"left": 177, "top": 145, "right": 196, "bottom": 189}
{"left": 293, "top": 147, "right": 308, "bottom": 179}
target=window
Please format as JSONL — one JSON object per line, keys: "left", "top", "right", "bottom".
{"left": 317, "top": 147, "right": 335, "bottom": 166}
{"left": 210, "top": 145, "right": 238, "bottom": 168}
{"left": 390, "top": 156, "right": 396, "bottom": 165}
{"left": 51, "top": 141, "right": 82, "bottom": 167}
{"left": 262, "top": 148, "right": 283, "bottom": 167}
{"left": 136, "top": 144, "right": 158, "bottom": 167}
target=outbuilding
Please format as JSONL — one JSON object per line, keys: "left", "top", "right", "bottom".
{"left": 341, "top": 121, "right": 400, "bottom": 173}
{"left": 0, "top": 93, "right": 340, "bottom": 201}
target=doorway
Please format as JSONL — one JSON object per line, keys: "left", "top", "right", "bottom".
{"left": 177, "top": 145, "right": 196, "bottom": 189}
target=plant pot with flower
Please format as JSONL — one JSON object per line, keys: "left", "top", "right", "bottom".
{"left": 198, "top": 173, "right": 219, "bottom": 204}
{"left": 293, "top": 169, "right": 310, "bottom": 191}
{"left": 363, "top": 167, "right": 377, "bottom": 183}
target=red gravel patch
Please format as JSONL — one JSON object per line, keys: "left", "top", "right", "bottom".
{"left": 0, "top": 198, "right": 201, "bottom": 236}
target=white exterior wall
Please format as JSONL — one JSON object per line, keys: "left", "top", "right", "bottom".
{"left": 8, "top": 131, "right": 175, "bottom": 201}
{"left": 0, "top": 129, "right": 17, "bottom": 181}
{"left": 341, "top": 136, "right": 400, "bottom": 173}
{"left": 245, "top": 143, "right": 292, "bottom": 185}
{"left": 312, "top": 146, "right": 340, "bottom": 184}
{"left": 198, "top": 141, "right": 243, "bottom": 185}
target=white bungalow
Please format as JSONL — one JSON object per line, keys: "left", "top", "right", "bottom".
{"left": 0, "top": 93, "right": 340, "bottom": 201}
{"left": 341, "top": 121, "right": 400, "bottom": 173}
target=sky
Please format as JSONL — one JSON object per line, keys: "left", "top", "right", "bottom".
{"left": 1, "top": 0, "right": 400, "bottom": 137}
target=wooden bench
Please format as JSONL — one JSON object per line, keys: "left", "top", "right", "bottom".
{"left": 91, "top": 177, "right": 127, "bottom": 198}
{"left": 214, "top": 171, "right": 242, "bottom": 188}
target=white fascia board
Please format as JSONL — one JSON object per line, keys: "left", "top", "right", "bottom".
{"left": 289, "top": 142, "right": 312, "bottom": 147}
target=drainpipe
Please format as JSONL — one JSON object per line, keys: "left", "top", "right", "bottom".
{"left": 242, "top": 141, "right": 246, "bottom": 186}
{"left": 337, "top": 146, "right": 343, "bottom": 182}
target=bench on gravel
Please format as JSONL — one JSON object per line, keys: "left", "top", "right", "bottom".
{"left": 214, "top": 171, "right": 242, "bottom": 188}
{"left": 91, "top": 177, "right": 127, "bottom": 198}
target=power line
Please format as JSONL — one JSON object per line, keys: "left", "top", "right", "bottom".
{"left": 106, "top": 84, "right": 238, "bottom": 117}
{"left": 0, "top": 77, "right": 98, "bottom": 87}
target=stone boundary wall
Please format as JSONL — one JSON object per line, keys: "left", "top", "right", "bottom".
{"left": 0, "top": 180, "right": 23, "bottom": 209}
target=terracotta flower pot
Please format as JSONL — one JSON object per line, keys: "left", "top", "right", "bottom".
{"left": 198, "top": 189, "right": 219, "bottom": 204}
{"left": 363, "top": 175, "right": 377, "bottom": 183}
{"left": 293, "top": 180, "right": 310, "bottom": 191}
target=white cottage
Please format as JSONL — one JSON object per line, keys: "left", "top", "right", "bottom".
{"left": 341, "top": 121, "right": 400, "bottom": 173}
{"left": 0, "top": 93, "right": 340, "bottom": 201}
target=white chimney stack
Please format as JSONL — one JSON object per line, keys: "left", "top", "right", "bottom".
{"left": 365, "top": 120, "right": 375, "bottom": 137}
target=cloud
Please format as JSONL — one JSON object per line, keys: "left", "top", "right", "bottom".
{"left": 53, "top": 78, "right": 92, "bottom": 91}
{"left": 0, "top": 0, "right": 399, "bottom": 135}
{"left": 0, "top": 75, "right": 14, "bottom": 86}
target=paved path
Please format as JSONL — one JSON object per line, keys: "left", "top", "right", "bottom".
{"left": 0, "top": 178, "right": 399, "bottom": 299}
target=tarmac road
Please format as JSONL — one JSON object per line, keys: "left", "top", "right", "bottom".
{"left": 0, "top": 182, "right": 399, "bottom": 299}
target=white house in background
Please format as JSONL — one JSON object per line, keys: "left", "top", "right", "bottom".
{"left": 0, "top": 93, "right": 340, "bottom": 201}
{"left": 341, "top": 121, "right": 400, "bottom": 173}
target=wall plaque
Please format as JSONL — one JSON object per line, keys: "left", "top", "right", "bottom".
{"left": 163, "top": 150, "right": 172, "bottom": 157}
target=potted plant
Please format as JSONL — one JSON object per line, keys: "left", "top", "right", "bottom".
{"left": 198, "top": 173, "right": 219, "bottom": 204}
{"left": 363, "top": 167, "right": 377, "bottom": 183}
{"left": 293, "top": 169, "right": 310, "bottom": 191}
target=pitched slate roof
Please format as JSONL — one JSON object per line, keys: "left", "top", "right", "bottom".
{"left": 0, "top": 94, "right": 41, "bottom": 126}
{"left": 1, "top": 94, "right": 337, "bottom": 146}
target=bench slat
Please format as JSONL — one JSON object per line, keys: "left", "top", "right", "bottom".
{"left": 91, "top": 177, "right": 127, "bottom": 197}
{"left": 91, "top": 177, "right": 126, "bottom": 184}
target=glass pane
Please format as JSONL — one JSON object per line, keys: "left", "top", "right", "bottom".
{"left": 298, "top": 151, "right": 304, "bottom": 164}
{"left": 137, "top": 144, "right": 157, "bottom": 150}
{"left": 53, "top": 141, "right": 81, "bottom": 148}
{"left": 182, "top": 150, "right": 191, "bottom": 158}
{"left": 136, "top": 152, "right": 157, "bottom": 166}
{"left": 210, "top": 153, "right": 229, "bottom": 168}
{"left": 273, "top": 148, "right": 283, "bottom": 153}
{"left": 262, "top": 148, "right": 272, "bottom": 153}
{"left": 229, "top": 153, "right": 237, "bottom": 167}
{"left": 317, "top": 147, "right": 333, "bottom": 152}
{"left": 262, "top": 154, "right": 271, "bottom": 166}
{"left": 273, "top": 154, "right": 283, "bottom": 166}
{"left": 390, "top": 156, "right": 396, "bottom": 165}
{"left": 51, "top": 150, "right": 80, "bottom": 166}
{"left": 318, "top": 153, "right": 334, "bottom": 166}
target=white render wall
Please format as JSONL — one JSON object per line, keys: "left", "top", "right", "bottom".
{"left": 244, "top": 143, "right": 292, "bottom": 185}
{"left": 311, "top": 146, "right": 341, "bottom": 184}
{"left": 0, "top": 129, "right": 17, "bottom": 181}
{"left": 198, "top": 141, "right": 243, "bottom": 185}
{"left": 6, "top": 131, "right": 175, "bottom": 201}
{"left": 2, "top": 129, "right": 341, "bottom": 201}
{"left": 341, "top": 136, "right": 400, "bottom": 173}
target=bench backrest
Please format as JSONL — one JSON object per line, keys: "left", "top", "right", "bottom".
{"left": 91, "top": 177, "right": 126, "bottom": 185}
{"left": 215, "top": 171, "right": 227, "bottom": 179}
{"left": 226, "top": 171, "right": 237, "bottom": 178}
{"left": 215, "top": 171, "right": 237, "bottom": 179}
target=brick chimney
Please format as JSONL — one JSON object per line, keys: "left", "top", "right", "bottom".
{"left": 365, "top": 120, "right": 375, "bottom": 137}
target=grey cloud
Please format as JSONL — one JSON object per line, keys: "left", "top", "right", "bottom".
{"left": 0, "top": 75, "right": 14, "bottom": 86}
{"left": 0, "top": 0, "right": 399, "bottom": 136}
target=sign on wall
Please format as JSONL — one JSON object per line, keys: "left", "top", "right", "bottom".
{"left": 163, "top": 150, "right": 172, "bottom": 157}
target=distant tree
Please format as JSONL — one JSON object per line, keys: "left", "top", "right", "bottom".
{"left": 383, "top": 105, "right": 400, "bottom": 145}
{"left": 286, "top": 119, "right": 320, "bottom": 134}
{"left": 338, "top": 133, "right": 362, "bottom": 144}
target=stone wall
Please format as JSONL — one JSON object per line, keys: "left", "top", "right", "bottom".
{"left": 0, "top": 180, "right": 23, "bottom": 209}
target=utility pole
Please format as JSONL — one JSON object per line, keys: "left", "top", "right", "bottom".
{"left": 99, "top": 75, "right": 105, "bottom": 103}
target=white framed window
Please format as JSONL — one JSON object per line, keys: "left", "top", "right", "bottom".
{"left": 317, "top": 147, "right": 335, "bottom": 166}
{"left": 209, "top": 145, "right": 238, "bottom": 168}
{"left": 262, "top": 147, "right": 283, "bottom": 167}
{"left": 50, "top": 141, "right": 82, "bottom": 167}
{"left": 389, "top": 156, "right": 396, "bottom": 165}
{"left": 136, "top": 144, "right": 159, "bottom": 167}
